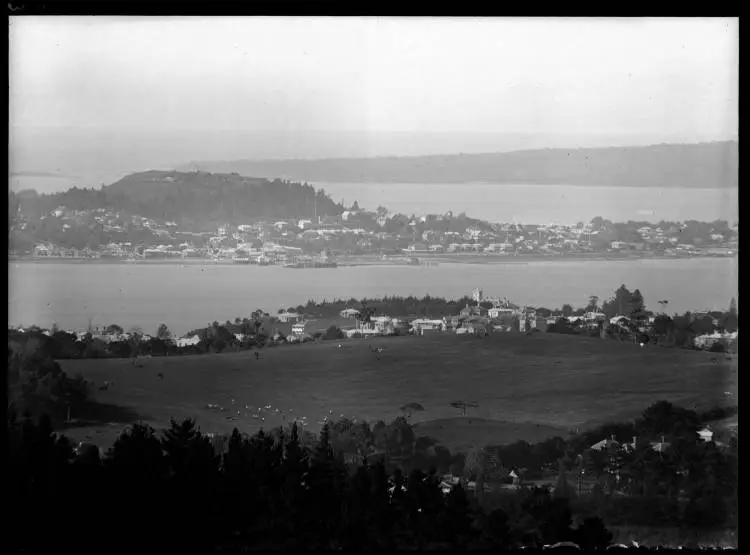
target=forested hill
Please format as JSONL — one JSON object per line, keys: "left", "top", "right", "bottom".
{"left": 12, "top": 171, "right": 344, "bottom": 228}
{"left": 178, "top": 141, "right": 738, "bottom": 188}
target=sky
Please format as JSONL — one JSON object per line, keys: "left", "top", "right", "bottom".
{"left": 8, "top": 17, "right": 739, "bottom": 176}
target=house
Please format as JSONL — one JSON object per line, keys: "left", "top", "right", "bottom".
{"left": 34, "top": 244, "right": 54, "bottom": 257}
{"left": 488, "top": 307, "right": 514, "bottom": 319}
{"left": 404, "top": 242, "right": 428, "bottom": 253}
{"left": 697, "top": 427, "right": 714, "bottom": 443}
{"left": 429, "top": 244, "right": 444, "bottom": 253}
{"left": 610, "top": 241, "right": 628, "bottom": 250}
{"left": 410, "top": 318, "right": 447, "bottom": 334}
{"left": 610, "top": 316, "right": 630, "bottom": 326}
{"left": 291, "top": 322, "right": 306, "bottom": 336}
{"left": 340, "top": 308, "right": 361, "bottom": 319}
{"left": 584, "top": 312, "right": 607, "bottom": 322}
{"left": 485, "top": 243, "right": 513, "bottom": 253}
{"left": 277, "top": 311, "right": 302, "bottom": 323}
{"left": 590, "top": 436, "right": 621, "bottom": 452}
{"left": 176, "top": 335, "right": 201, "bottom": 348}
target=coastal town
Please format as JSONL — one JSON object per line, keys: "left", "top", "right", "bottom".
{"left": 10, "top": 201, "right": 740, "bottom": 264}
{"left": 10, "top": 286, "right": 738, "bottom": 356}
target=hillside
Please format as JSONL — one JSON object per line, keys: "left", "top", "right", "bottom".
{"left": 12, "top": 171, "right": 344, "bottom": 229}
{"left": 57, "top": 332, "right": 735, "bottom": 452}
{"left": 177, "top": 141, "right": 738, "bottom": 188}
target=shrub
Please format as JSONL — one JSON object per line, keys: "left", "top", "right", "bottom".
{"left": 708, "top": 341, "right": 726, "bottom": 353}
{"left": 324, "top": 325, "right": 344, "bottom": 340}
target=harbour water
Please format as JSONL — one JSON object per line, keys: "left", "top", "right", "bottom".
{"left": 8, "top": 257, "right": 738, "bottom": 336}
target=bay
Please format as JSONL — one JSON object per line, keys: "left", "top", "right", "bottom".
{"left": 8, "top": 257, "right": 738, "bottom": 336}
{"left": 315, "top": 182, "right": 738, "bottom": 224}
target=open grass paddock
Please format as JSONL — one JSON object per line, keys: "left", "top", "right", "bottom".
{"left": 58, "top": 332, "right": 737, "bottom": 452}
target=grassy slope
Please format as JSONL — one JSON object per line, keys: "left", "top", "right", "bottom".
{"left": 58, "top": 333, "right": 737, "bottom": 452}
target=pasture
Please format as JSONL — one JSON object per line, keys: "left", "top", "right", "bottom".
{"left": 57, "top": 332, "right": 737, "bottom": 452}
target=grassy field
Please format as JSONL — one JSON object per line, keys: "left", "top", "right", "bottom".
{"left": 57, "top": 332, "right": 737, "bottom": 452}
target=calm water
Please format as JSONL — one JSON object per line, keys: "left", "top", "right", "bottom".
{"left": 9, "top": 258, "right": 738, "bottom": 336}
{"left": 316, "top": 182, "right": 738, "bottom": 224}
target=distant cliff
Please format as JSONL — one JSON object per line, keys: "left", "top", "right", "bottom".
{"left": 177, "top": 141, "right": 738, "bottom": 188}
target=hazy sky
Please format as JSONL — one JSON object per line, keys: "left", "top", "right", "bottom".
{"left": 10, "top": 17, "right": 739, "bottom": 137}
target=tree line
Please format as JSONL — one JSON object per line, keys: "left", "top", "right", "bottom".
{"left": 7, "top": 403, "right": 736, "bottom": 552}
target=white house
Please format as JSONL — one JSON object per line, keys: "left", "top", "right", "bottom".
{"left": 277, "top": 311, "right": 302, "bottom": 323}
{"left": 176, "top": 335, "right": 201, "bottom": 347}
{"left": 485, "top": 243, "right": 513, "bottom": 253}
{"left": 488, "top": 307, "right": 514, "bottom": 319}
{"left": 340, "top": 308, "right": 361, "bottom": 319}
{"left": 584, "top": 311, "right": 608, "bottom": 322}
{"left": 697, "top": 427, "right": 714, "bottom": 443}
{"left": 411, "top": 318, "right": 447, "bottom": 333}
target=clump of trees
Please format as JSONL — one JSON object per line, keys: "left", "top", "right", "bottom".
{"left": 303, "top": 295, "right": 475, "bottom": 320}
{"left": 8, "top": 337, "right": 92, "bottom": 425}
{"left": 8, "top": 407, "right": 620, "bottom": 552}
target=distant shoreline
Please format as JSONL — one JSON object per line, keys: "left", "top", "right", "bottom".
{"left": 8, "top": 252, "right": 736, "bottom": 267}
